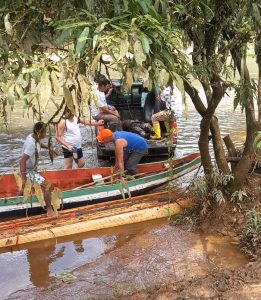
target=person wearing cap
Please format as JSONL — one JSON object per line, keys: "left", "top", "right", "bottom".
{"left": 56, "top": 106, "right": 104, "bottom": 169}
{"left": 96, "top": 129, "right": 148, "bottom": 175}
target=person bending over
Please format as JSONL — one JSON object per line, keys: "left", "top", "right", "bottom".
{"left": 96, "top": 128, "right": 148, "bottom": 175}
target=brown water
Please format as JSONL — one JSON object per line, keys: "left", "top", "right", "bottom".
{"left": 0, "top": 88, "right": 246, "bottom": 173}
{"left": 0, "top": 219, "right": 248, "bottom": 300}
{"left": 0, "top": 87, "right": 249, "bottom": 299}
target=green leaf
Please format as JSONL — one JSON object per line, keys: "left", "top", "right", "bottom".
{"left": 257, "top": 141, "right": 261, "bottom": 149}
{"left": 93, "top": 22, "right": 108, "bottom": 50}
{"left": 90, "top": 51, "right": 102, "bottom": 76}
{"left": 133, "top": 40, "right": 146, "bottom": 66}
{"left": 253, "top": 3, "right": 261, "bottom": 26}
{"left": 4, "top": 14, "right": 13, "bottom": 36}
{"left": 140, "top": 34, "right": 151, "bottom": 54}
{"left": 15, "top": 84, "right": 24, "bottom": 99}
{"left": 75, "top": 27, "right": 89, "bottom": 57}
{"left": 57, "top": 29, "right": 72, "bottom": 46}
{"left": 50, "top": 71, "right": 60, "bottom": 95}
{"left": 7, "top": 84, "right": 15, "bottom": 108}
{"left": 37, "top": 69, "right": 52, "bottom": 111}
{"left": 63, "top": 86, "right": 75, "bottom": 114}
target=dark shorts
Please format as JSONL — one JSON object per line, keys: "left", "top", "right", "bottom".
{"left": 62, "top": 147, "right": 83, "bottom": 159}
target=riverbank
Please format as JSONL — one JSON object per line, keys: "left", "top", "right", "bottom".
{"left": 6, "top": 173, "right": 261, "bottom": 300}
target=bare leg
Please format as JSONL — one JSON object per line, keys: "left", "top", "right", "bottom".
{"left": 44, "top": 190, "right": 55, "bottom": 217}
{"left": 64, "top": 157, "right": 73, "bottom": 169}
{"left": 42, "top": 182, "right": 55, "bottom": 217}
{"left": 77, "top": 157, "right": 85, "bottom": 168}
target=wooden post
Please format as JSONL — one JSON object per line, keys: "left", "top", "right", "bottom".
{"left": 223, "top": 134, "right": 238, "bottom": 170}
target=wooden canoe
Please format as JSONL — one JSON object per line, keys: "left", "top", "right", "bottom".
{"left": 0, "top": 153, "right": 201, "bottom": 217}
{"left": 0, "top": 188, "right": 191, "bottom": 250}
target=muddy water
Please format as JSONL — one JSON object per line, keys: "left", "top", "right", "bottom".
{"left": 0, "top": 87, "right": 248, "bottom": 299}
{"left": 0, "top": 219, "right": 248, "bottom": 300}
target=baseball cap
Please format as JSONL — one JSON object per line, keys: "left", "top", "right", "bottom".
{"left": 96, "top": 129, "right": 114, "bottom": 142}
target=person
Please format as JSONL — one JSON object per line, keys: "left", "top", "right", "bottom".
{"left": 56, "top": 106, "right": 104, "bottom": 169}
{"left": 91, "top": 78, "right": 120, "bottom": 126}
{"left": 121, "top": 119, "right": 155, "bottom": 139}
{"left": 96, "top": 128, "right": 148, "bottom": 175}
{"left": 19, "top": 121, "right": 57, "bottom": 217}
{"left": 151, "top": 86, "right": 177, "bottom": 140}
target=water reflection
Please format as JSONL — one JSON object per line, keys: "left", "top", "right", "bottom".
{"left": 27, "top": 244, "right": 57, "bottom": 288}
{"left": 0, "top": 236, "right": 115, "bottom": 299}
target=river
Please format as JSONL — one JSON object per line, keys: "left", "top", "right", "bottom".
{"left": 0, "top": 85, "right": 250, "bottom": 299}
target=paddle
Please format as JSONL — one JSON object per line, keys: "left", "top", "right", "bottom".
{"left": 73, "top": 168, "right": 168, "bottom": 190}
{"left": 72, "top": 170, "right": 125, "bottom": 190}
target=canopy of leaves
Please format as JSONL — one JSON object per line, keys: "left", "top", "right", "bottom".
{"left": 0, "top": 0, "right": 189, "bottom": 126}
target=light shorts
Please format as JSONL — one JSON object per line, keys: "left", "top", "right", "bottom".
{"left": 26, "top": 171, "right": 45, "bottom": 184}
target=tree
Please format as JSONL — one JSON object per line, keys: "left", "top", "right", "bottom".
{"left": 166, "top": 0, "right": 261, "bottom": 191}
{"left": 0, "top": 0, "right": 188, "bottom": 126}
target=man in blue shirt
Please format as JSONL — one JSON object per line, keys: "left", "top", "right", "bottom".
{"left": 96, "top": 129, "right": 148, "bottom": 175}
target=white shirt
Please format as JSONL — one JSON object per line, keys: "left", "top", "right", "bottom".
{"left": 91, "top": 91, "right": 107, "bottom": 117}
{"left": 22, "top": 134, "right": 41, "bottom": 171}
{"left": 63, "top": 116, "right": 82, "bottom": 148}
{"left": 161, "top": 86, "right": 173, "bottom": 110}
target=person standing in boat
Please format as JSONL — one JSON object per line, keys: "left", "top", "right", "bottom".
{"left": 56, "top": 106, "right": 104, "bottom": 169}
{"left": 20, "top": 121, "right": 57, "bottom": 217}
{"left": 96, "top": 128, "right": 148, "bottom": 175}
{"left": 150, "top": 86, "right": 178, "bottom": 140}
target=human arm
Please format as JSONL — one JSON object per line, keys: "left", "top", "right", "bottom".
{"left": 105, "top": 87, "right": 114, "bottom": 99}
{"left": 78, "top": 117, "right": 105, "bottom": 126}
{"left": 114, "top": 139, "right": 127, "bottom": 171}
{"left": 100, "top": 106, "right": 120, "bottom": 118}
{"left": 55, "top": 119, "right": 73, "bottom": 152}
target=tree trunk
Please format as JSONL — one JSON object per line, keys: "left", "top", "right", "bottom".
{"left": 223, "top": 135, "right": 237, "bottom": 157}
{"left": 210, "top": 117, "right": 230, "bottom": 174}
{"left": 199, "top": 117, "right": 212, "bottom": 176}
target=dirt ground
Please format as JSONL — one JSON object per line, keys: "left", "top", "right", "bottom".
{"left": 125, "top": 174, "right": 261, "bottom": 300}
{"left": 8, "top": 174, "right": 261, "bottom": 300}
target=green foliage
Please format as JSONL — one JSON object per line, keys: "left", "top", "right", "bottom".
{"left": 170, "top": 206, "right": 200, "bottom": 226}
{"left": 189, "top": 168, "right": 234, "bottom": 212}
{"left": 241, "top": 209, "right": 261, "bottom": 259}
{"left": 0, "top": 0, "right": 189, "bottom": 125}
{"left": 230, "top": 190, "right": 248, "bottom": 203}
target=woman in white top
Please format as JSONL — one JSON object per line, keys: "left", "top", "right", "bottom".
{"left": 56, "top": 106, "right": 104, "bottom": 169}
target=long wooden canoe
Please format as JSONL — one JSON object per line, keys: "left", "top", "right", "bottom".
{"left": 0, "top": 153, "right": 201, "bottom": 217}
{"left": 0, "top": 188, "right": 191, "bottom": 250}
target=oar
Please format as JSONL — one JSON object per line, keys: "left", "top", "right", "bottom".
{"left": 73, "top": 166, "right": 170, "bottom": 191}
{"left": 72, "top": 170, "right": 124, "bottom": 190}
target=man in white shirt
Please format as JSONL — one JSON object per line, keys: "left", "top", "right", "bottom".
{"left": 20, "top": 122, "right": 57, "bottom": 217}
{"left": 91, "top": 78, "right": 120, "bottom": 126}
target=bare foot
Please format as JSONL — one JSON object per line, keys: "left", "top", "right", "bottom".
{"left": 47, "top": 208, "right": 56, "bottom": 218}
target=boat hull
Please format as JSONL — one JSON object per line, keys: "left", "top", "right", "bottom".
{"left": 0, "top": 189, "right": 191, "bottom": 250}
{"left": 0, "top": 153, "right": 201, "bottom": 218}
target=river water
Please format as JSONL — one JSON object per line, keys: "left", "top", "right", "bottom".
{"left": 0, "top": 85, "right": 250, "bottom": 299}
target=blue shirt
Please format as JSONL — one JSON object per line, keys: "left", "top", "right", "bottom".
{"left": 114, "top": 131, "right": 148, "bottom": 152}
